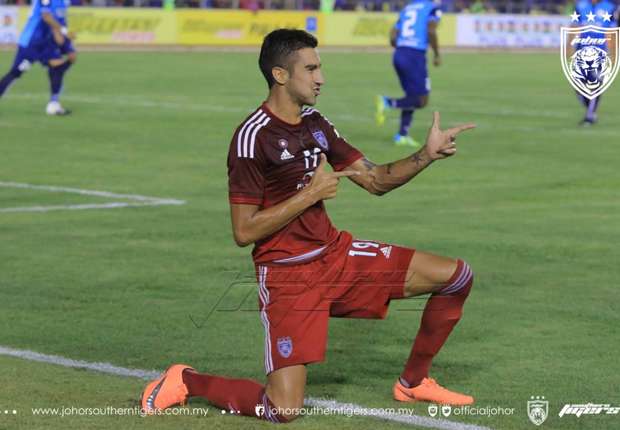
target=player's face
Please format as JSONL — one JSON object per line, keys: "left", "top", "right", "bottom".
{"left": 286, "top": 48, "right": 324, "bottom": 106}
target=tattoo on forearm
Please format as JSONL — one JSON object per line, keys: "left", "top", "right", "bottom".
{"left": 362, "top": 158, "right": 376, "bottom": 171}
{"left": 411, "top": 151, "right": 427, "bottom": 167}
{"left": 386, "top": 163, "right": 393, "bottom": 175}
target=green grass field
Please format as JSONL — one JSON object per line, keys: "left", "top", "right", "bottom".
{"left": 0, "top": 49, "right": 619, "bottom": 430}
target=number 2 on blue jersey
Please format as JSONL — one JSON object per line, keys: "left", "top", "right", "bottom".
{"left": 401, "top": 10, "right": 418, "bottom": 38}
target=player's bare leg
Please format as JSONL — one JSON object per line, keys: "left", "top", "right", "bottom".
{"left": 417, "top": 94, "right": 429, "bottom": 109}
{"left": 48, "top": 58, "right": 65, "bottom": 68}
{"left": 394, "top": 250, "right": 475, "bottom": 405}
{"left": 265, "top": 364, "right": 307, "bottom": 421}
{"left": 402, "top": 250, "right": 456, "bottom": 297}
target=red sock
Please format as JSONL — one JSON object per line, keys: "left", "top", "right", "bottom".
{"left": 182, "top": 370, "right": 289, "bottom": 423}
{"left": 401, "top": 259, "right": 474, "bottom": 387}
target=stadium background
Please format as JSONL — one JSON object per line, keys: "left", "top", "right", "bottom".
{"left": 0, "top": 4, "right": 571, "bottom": 47}
{"left": 1, "top": 1, "right": 619, "bottom": 430}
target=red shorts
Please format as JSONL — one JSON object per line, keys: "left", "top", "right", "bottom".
{"left": 255, "top": 231, "right": 415, "bottom": 375}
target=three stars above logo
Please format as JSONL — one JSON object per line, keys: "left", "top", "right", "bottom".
{"left": 601, "top": 11, "right": 613, "bottom": 21}
{"left": 570, "top": 10, "right": 613, "bottom": 22}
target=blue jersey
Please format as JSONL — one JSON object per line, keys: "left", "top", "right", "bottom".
{"left": 394, "top": 0, "right": 441, "bottom": 51}
{"left": 18, "top": 0, "right": 69, "bottom": 48}
{"left": 575, "top": 0, "right": 616, "bottom": 27}
{"left": 574, "top": 0, "right": 616, "bottom": 50}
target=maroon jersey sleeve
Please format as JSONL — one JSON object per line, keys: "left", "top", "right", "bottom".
{"left": 227, "top": 130, "right": 266, "bottom": 206}
{"left": 317, "top": 114, "right": 364, "bottom": 171}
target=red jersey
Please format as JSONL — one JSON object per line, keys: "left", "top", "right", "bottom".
{"left": 227, "top": 103, "right": 364, "bottom": 264}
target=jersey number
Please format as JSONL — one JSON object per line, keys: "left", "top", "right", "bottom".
{"left": 304, "top": 148, "right": 321, "bottom": 170}
{"left": 348, "top": 241, "right": 379, "bottom": 257}
{"left": 402, "top": 10, "right": 418, "bottom": 38}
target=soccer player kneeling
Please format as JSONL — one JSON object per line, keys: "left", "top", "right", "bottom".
{"left": 141, "top": 29, "right": 477, "bottom": 423}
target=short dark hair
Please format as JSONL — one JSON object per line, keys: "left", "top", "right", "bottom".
{"left": 258, "top": 29, "right": 318, "bottom": 88}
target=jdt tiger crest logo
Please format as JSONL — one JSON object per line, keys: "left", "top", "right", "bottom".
{"left": 527, "top": 396, "right": 548, "bottom": 426}
{"left": 561, "top": 25, "right": 620, "bottom": 99}
{"left": 277, "top": 336, "right": 293, "bottom": 358}
{"left": 311, "top": 130, "right": 329, "bottom": 151}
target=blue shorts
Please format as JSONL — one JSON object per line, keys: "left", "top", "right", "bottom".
{"left": 393, "top": 47, "right": 430, "bottom": 97}
{"left": 12, "top": 39, "right": 75, "bottom": 70}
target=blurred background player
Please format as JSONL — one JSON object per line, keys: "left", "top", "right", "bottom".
{"left": 572, "top": 0, "right": 616, "bottom": 126}
{"left": 0, "top": 0, "right": 76, "bottom": 115}
{"left": 376, "top": 0, "right": 442, "bottom": 147}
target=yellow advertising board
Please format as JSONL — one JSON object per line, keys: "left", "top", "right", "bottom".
{"left": 69, "top": 8, "right": 176, "bottom": 44}
{"left": 438, "top": 14, "right": 456, "bottom": 47}
{"left": 324, "top": 12, "right": 395, "bottom": 46}
{"left": 17, "top": 7, "right": 176, "bottom": 44}
{"left": 176, "top": 10, "right": 321, "bottom": 45}
{"left": 14, "top": 8, "right": 456, "bottom": 47}
{"left": 324, "top": 12, "right": 456, "bottom": 47}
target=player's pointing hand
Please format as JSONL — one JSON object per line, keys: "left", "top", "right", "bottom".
{"left": 424, "top": 111, "right": 476, "bottom": 160}
{"left": 307, "top": 153, "right": 359, "bottom": 202}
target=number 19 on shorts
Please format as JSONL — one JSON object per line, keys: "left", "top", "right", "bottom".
{"left": 348, "top": 241, "right": 379, "bottom": 257}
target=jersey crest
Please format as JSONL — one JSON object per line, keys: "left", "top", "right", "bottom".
{"left": 311, "top": 130, "right": 329, "bottom": 150}
{"left": 277, "top": 336, "right": 293, "bottom": 358}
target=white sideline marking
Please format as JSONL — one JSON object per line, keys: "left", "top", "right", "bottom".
{"left": 0, "top": 345, "right": 491, "bottom": 430}
{"left": 0, "top": 346, "right": 161, "bottom": 380}
{"left": 0, "top": 181, "right": 185, "bottom": 213}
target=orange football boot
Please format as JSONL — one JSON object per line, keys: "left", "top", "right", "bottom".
{"left": 141, "top": 364, "right": 194, "bottom": 413}
{"left": 393, "top": 377, "right": 474, "bottom": 406}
